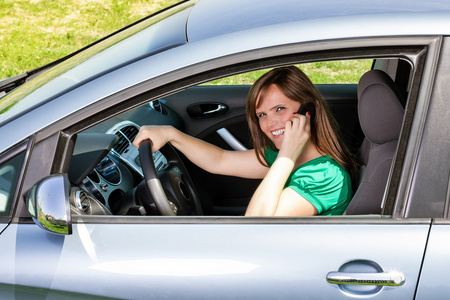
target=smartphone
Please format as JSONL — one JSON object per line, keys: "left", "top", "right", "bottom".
{"left": 297, "top": 102, "right": 316, "bottom": 121}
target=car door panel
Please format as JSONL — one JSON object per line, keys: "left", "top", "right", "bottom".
{"left": 162, "top": 86, "right": 251, "bottom": 142}
{"left": 162, "top": 84, "right": 361, "bottom": 215}
{"left": 2, "top": 220, "right": 429, "bottom": 299}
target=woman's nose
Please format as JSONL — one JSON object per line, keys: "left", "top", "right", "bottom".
{"left": 267, "top": 114, "right": 279, "bottom": 127}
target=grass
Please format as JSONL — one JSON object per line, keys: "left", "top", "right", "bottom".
{"left": 208, "top": 60, "right": 373, "bottom": 85}
{"left": 0, "top": 0, "right": 179, "bottom": 79}
{"left": 0, "top": 0, "right": 371, "bottom": 83}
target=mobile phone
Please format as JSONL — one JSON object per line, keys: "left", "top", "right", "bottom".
{"left": 297, "top": 102, "right": 316, "bottom": 121}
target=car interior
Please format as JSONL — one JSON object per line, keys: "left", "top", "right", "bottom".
{"left": 66, "top": 57, "right": 413, "bottom": 218}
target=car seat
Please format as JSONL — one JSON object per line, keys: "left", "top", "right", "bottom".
{"left": 345, "top": 70, "right": 405, "bottom": 215}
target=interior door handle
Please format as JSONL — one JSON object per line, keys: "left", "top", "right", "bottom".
{"left": 326, "top": 271, "right": 405, "bottom": 286}
{"left": 203, "top": 104, "right": 227, "bottom": 115}
{"left": 187, "top": 103, "right": 229, "bottom": 119}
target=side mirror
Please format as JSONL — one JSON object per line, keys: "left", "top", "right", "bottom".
{"left": 26, "top": 174, "right": 72, "bottom": 235}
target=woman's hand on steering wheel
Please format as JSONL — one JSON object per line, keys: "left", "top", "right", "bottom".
{"left": 138, "top": 138, "right": 203, "bottom": 216}
{"left": 133, "top": 125, "right": 173, "bottom": 151}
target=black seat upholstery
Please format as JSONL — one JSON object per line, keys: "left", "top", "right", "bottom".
{"left": 345, "top": 70, "right": 405, "bottom": 215}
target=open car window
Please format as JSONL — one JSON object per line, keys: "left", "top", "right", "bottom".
{"left": 65, "top": 56, "right": 413, "bottom": 220}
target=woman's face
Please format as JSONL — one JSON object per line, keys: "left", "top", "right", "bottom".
{"left": 255, "top": 84, "right": 301, "bottom": 149}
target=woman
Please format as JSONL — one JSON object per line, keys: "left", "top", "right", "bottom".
{"left": 133, "top": 66, "right": 357, "bottom": 216}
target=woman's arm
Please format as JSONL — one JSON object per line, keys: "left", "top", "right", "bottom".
{"left": 245, "top": 157, "right": 318, "bottom": 216}
{"left": 245, "top": 114, "right": 318, "bottom": 216}
{"left": 133, "top": 125, "right": 268, "bottom": 179}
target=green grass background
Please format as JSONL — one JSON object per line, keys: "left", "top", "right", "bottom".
{"left": 0, "top": 0, "right": 179, "bottom": 79}
{"left": 0, "top": 0, "right": 371, "bottom": 83}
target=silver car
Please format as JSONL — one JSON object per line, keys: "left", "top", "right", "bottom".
{"left": 0, "top": 0, "right": 449, "bottom": 298}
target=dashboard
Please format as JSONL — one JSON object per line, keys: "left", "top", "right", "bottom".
{"left": 68, "top": 102, "right": 174, "bottom": 215}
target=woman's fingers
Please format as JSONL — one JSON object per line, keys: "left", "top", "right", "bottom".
{"left": 132, "top": 126, "right": 169, "bottom": 151}
{"left": 278, "top": 113, "right": 312, "bottom": 161}
{"left": 132, "top": 126, "right": 151, "bottom": 148}
{"left": 287, "top": 113, "right": 310, "bottom": 134}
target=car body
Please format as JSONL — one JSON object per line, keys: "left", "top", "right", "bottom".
{"left": 0, "top": 0, "right": 449, "bottom": 298}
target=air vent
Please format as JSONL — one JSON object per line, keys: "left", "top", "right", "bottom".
{"left": 150, "top": 99, "right": 166, "bottom": 115}
{"left": 113, "top": 125, "right": 139, "bottom": 154}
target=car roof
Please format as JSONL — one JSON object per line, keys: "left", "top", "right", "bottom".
{"left": 1, "top": 0, "right": 450, "bottom": 154}
{"left": 187, "top": 0, "right": 450, "bottom": 42}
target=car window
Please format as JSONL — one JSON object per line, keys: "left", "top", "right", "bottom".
{"left": 205, "top": 60, "right": 373, "bottom": 85}
{"left": 66, "top": 52, "right": 419, "bottom": 220}
{"left": 70, "top": 56, "right": 409, "bottom": 219}
{"left": 0, "top": 151, "right": 25, "bottom": 216}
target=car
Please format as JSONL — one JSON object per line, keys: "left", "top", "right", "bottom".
{"left": 0, "top": 0, "right": 449, "bottom": 298}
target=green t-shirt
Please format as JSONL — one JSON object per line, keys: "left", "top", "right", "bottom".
{"left": 264, "top": 148, "right": 352, "bottom": 215}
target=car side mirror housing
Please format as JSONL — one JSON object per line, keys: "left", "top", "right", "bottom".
{"left": 26, "top": 174, "right": 72, "bottom": 235}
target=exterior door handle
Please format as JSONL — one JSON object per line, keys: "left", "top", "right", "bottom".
{"left": 326, "top": 271, "right": 405, "bottom": 286}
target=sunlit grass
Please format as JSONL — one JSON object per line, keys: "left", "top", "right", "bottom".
{"left": 208, "top": 60, "right": 373, "bottom": 85}
{"left": 0, "top": 0, "right": 179, "bottom": 79}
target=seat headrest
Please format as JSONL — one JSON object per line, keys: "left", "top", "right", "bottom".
{"left": 358, "top": 70, "right": 405, "bottom": 145}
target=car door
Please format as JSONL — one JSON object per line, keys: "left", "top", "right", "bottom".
{"left": 0, "top": 217, "right": 430, "bottom": 299}
{"left": 0, "top": 109, "right": 430, "bottom": 299}
{"left": 1, "top": 120, "right": 430, "bottom": 299}
{"left": 1, "top": 38, "right": 440, "bottom": 299}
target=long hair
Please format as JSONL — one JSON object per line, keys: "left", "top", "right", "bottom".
{"left": 246, "top": 66, "right": 358, "bottom": 185}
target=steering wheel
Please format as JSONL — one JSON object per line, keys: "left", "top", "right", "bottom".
{"left": 138, "top": 139, "right": 202, "bottom": 216}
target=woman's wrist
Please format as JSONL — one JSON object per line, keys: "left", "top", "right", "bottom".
{"left": 164, "top": 125, "right": 176, "bottom": 143}
{"left": 277, "top": 149, "right": 299, "bottom": 164}
{"left": 273, "top": 156, "right": 295, "bottom": 172}
{"left": 167, "top": 126, "right": 185, "bottom": 149}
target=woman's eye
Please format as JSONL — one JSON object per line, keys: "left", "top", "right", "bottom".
{"left": 276, "top": 107, "right": 285, "bottom": 112}
{"left": 257, "top": 113, "right": 266, "bottom": 118}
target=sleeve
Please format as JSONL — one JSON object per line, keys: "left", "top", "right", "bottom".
{"left": 286, "top": 160, "right": 351, "bottom": 215}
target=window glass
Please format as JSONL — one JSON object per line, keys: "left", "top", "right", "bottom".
{"left": 206, "top": 59, "right": 373, "bottom": 85}
{"left": 0, "top": 151, "right": 25, "bottom": 216}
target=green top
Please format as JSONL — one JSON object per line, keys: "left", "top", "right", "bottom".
{"left": 264, "top": 148, "right": 352, "bottom": 215}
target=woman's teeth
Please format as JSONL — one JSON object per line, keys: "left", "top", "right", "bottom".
{"left": 271, "top": 129, "right": 285, "bottom": 137}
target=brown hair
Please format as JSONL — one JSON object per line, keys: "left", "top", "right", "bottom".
{"left": 246, "top": 66, "right": 358, "bottom": 184}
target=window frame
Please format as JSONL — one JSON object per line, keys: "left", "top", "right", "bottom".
{"left": 16, "top": 37, "right": 441, "bottom": 223}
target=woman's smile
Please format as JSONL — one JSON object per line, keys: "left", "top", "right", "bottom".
{"left": 271, "top": 128, "right": 286, "bottom": 137}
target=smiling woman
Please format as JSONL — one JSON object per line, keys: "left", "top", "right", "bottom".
{"left": 0, "top": 0, "right": 179, "bottom": 79}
